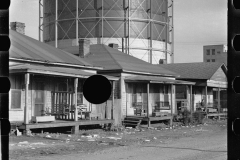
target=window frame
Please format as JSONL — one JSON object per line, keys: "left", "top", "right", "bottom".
{"left": 10, "top": 89, "right": 22, "bottom": 110}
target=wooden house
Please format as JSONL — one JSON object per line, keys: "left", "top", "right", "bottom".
{"left": 9, "top": 30, "right": 118, "bottom": 134}
{"left": 63, "top": 44, "right": 195, "bottom": 126}
{"left": 158, "top": 62, "right": 227, "bottom": 118}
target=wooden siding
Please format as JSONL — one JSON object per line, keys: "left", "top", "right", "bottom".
{"left": 210, "top": 67, "right": 227, "bottom": 82}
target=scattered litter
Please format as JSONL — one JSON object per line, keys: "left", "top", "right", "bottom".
{"left": 31, "top": 142, "right": 45, "bottom": 145}
{"left": 106, "top": 137, "right": 122, "bottom": 140}
{"left": 16, "top": 129, "right": 22, "bottom": 136}
{"left": 77, "top": 139, "right": 81, "bottom": 141}
{"left": 153, "top": 137, "right": 157, "bottom": 140}
{"left": 93, "top": 134, "right": 99, "bottom": 138}
{"left": 145, "top": 140, "right": 150, "bottom": 142}
{"left": 68, "top": 135, "right": 71, "bottom": 137}
{"left": 126, "top": 127, "right": 132, "bottom": 129}
{"left": 18, "top": 141, "right": 28, "bottom": 145}
{"left": 148, "top": 127, "right": 155, "bottom": 130}
{"left": 45, "top": 135, "right": 51, "bottom": 138}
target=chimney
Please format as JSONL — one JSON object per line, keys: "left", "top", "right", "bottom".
{"left": 159, "top": 59, "right": 167, "bottom": 64}
{"left": 10, "top": 22, "right": 25, "bottom": 35}
{"left": 108, "top": 43, "right": 119, "bottom": 49}
{"left": 79, "top": 39, "right": 90, "bottom": 58}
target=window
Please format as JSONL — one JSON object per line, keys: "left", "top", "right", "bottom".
{"left": 217, "top": 51, "right": 221, "bottom": 54}
{"left": 11, "top": 89, "right": 21, "bottom": 109}
{"left": 206, "top": 49, "right": 210, "bottom": 55}
{"left": 212, "top": 59, "right": 215, "bottom": 62}
{"left": 207, "top": 59, "right": 210, "bottom": 62}
{"left": 212, "top": 49, "right": 215, "bottom": 55}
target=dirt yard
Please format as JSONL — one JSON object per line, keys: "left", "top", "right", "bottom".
{"left": 9, "top": 119, "right": 227, "bottom": 160}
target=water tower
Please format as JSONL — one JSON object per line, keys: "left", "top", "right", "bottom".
{"left": 39, "top": 0, "right": 174, "bottom": 64}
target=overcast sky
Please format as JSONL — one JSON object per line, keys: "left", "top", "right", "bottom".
{"left": 9, "top": 0, "right": 227, "bottom": 63}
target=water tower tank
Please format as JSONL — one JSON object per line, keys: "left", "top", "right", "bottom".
{"left": 40, "top": 0, "right": 174, "bottom": 64}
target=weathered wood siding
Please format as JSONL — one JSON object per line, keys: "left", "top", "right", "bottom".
{"left": 210, "top": 67, "right": 227, "bottom": 82}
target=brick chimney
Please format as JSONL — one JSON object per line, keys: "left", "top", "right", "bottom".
{"left": 10, "top": 22, "right": 25, "bottom": 35}
{"left": 108, "top": 43, "right": 119, "bottom": 49}
{"left": 79, "top": 39, "right": 90, "bottom": 58}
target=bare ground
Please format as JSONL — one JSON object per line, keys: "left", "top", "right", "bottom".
{"left": 9, "top": 119, "right": 227, "bottom": 160}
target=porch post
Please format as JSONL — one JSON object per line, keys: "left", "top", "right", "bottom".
{"left": 147, "top": 83, "right": 150, "bottom": 127}
{"left": 218, "top": 87, "right": 221, "bottom": 113}
{"left": 74, "top": 78, "right": 78, "bottom": 121}
{"left": 205, "top": 86, "right": 207, "bottom": 113}
{"left": 190, "top": 85, "right": 192, "bottom": 114}
{"left": 112, "top": 81, "right": 115, "bottom": 120}
{"left": 24, "top": 73, "right": 30, "bottom": 124}
{"left": 170, "top": 84, "right": 173, "bottom": 127}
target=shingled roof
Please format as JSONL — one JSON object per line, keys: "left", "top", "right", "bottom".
{"left": 158, "top": 62, "right": 227, "bottom": 80}
{"left": 64, "top": 44, "right": 179, "bottom": 77}
{"left": 9, "top": 30, "right": 99, "bottom": 69}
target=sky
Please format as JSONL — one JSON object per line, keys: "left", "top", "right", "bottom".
{"left": 9, "top": 0, "right": 227, "bottom": 63}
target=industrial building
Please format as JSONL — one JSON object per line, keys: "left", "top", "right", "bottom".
{"left": 203, "top": 44, "right": 227, "bottom": 65}
{"left": 39, "top": 0, "right": 174, "bottom": 64}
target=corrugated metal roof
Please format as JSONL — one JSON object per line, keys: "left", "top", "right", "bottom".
{"left": 10, "top": 64, "right": 119, "bottom": 80}
{"left": 124, "top": 75, "right": 195, "bottom": 85}
{"left": 9, "top": 30, "right": 98, "bottom": 68}
{"left": 158, "top": 62, "right": 226, "bottom": 80}
{"left": 63, "top": 45, "right": 179, "bottom": 77}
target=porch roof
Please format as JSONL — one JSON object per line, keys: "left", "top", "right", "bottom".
{"left": 9, "top": 64, "right": 119, "bottom": 81}
{"left": 124, "top": 75, "right": 195, "bottom": 85}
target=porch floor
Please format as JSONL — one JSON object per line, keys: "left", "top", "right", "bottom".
{"left": 18, "top": 119, "right": 114, "bottom": 134}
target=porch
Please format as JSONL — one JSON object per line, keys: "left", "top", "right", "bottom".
{"left": 18, "top": 119, "right": 114, "bottom": 134}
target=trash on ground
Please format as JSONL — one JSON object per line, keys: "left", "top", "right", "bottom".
{"left": 106, "top": 137, "right": 122, "bottom": 140}
{"left": 45, "top": 135, "right": 51, "bottom": 138}
{"left": 145, "top": 140, "right": 150, "bottom": 142}
{"left": 18, "top": 141, "right": 28, "bottom": 145}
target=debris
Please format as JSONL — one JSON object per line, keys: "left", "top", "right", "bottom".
{"left": 77, "top": 139, "right": 81, "bottom": 141}
{"left": 148, "top": 127, "right": 155, "bottom": 130}
{"left": 126, "top": 127, "right": 132, "bottom": 129}
{"left": 106, "top": 137, "right": 122, "bottom": 140}
{"left": 68, "top": 135, "right": 71, "bottom": 137}
{"left": 16, "top": 128, "right": 22, "bottom": 136}
{"left": 145, "top": 140, "right": 150, "bottom": 142}
{"left": 153, "top": 137, "right": 157, "bottom": 140}
{"left": 18, "top": 141, "right": 29, "bottom": 145}
{"left": 93, "top": 134, "right": 99, "bottom": 138}
{"left": 45, "top": 135, "right": 51, "bottom": 138}
{"left": 31, "top": 142, "right": 45, "bottom": 145}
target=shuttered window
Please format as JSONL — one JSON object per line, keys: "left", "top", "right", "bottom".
{"left": 11, "top": 89, "right": 21, "bottom": 109}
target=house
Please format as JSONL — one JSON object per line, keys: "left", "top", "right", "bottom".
{"left": 158, "top": 62, "right": 227, "bottom": 117}
{"left": 9, "top": 30, "right": 118, "bottom": 134}
{"left": 62, "top": 43, "right": 195, "bottom": 126}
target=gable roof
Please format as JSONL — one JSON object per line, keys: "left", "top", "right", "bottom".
{"left": 63, "top": 44, "right": 179, "bottom": 77}
{"left": 10, "top": 63, "right": 118, "bottom": 81}
{"left": 9, "top": 30, "right": 101, "bottom": 69}
{"left": 158, "top": 62, "right": 227, "bottom": 80}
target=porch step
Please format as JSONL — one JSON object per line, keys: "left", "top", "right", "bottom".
{"left": 122, "top": 117, "right": 144, "bottom": 128}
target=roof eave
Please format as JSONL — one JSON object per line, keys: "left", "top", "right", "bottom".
{"left": 10, "top": 57, "right": 103, "bottom": 70}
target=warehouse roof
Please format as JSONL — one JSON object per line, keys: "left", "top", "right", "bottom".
{"left": 158, "top": 62, "right": 227, "bottom": 80}
{"left": 9, "top": 30, "right": 100, "bottom": 69}
{"left": 63, "top": 44, "right": 179, "bottom": 77}
{"left": 10, "top": 63, "right": 118, "bottom": 80}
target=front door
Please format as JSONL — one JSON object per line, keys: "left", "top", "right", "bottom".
{"left": 34, "top": 82, "right": 44, "bottom": 116}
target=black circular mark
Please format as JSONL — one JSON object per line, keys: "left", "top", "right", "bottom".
{"left": 83, "top": 75, "right": 112, "bottom": 104}
{"left": 233, "top": 35, "right": 240, "bottom": 51}
{"left": 233, "top": 0, "right": 240, "bottom": 9}
{"left": 0, "top": 77, "right": 10, "bottom": 93}
{"left": 232, "top": 76, "right": 240, "bottom": 94}
{"left": 0, "top": 36, "right": 10, "bottom": 51}
{"left": 0, "top": 0, "right": 10, "bottom": 10}
{"left": 0, "top": 119, "right": 10, "bottom": 135}
{"left": 233, "top": 118, "right": 240, "bottom": 136}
